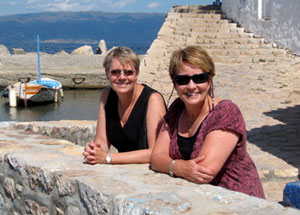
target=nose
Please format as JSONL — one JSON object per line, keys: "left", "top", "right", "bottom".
{"left": 186, "top": 79, "right": 197, "bottom": 89}
{"left": 118, "top": 71, "right": 126, "bottom": 79}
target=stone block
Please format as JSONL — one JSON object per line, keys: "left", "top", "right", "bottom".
{"left": 12, "top": 48, "right": 26, "bottom": 55}
{"left": 0, "top": 45, "right": 10, "bottom": 56}
{"left": 283, "top": 181, "right": 300, "bottom": 209}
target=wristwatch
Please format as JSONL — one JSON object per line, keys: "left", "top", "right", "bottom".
{"left": 105, "top": 153, "right": 112, "bottom": 164}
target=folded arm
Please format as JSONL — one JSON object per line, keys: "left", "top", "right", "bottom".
{"left": 151, "top": 121, "right": 214, "bottom": 184}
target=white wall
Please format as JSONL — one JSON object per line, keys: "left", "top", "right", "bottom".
{"left": 221, "top": 0, "right": 300, "bottom": 55}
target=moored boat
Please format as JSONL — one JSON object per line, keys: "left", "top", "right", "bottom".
{"left": 1, "top": 34, "right": 63, "bottom": 107}
{"left": 1, "top": 78, "right": 63, "bottom": 107}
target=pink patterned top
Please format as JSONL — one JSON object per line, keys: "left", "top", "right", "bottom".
{"left": 165, "top": 98, "right": 265, "bottom": 199}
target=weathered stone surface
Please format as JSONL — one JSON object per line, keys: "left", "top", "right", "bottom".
{"left": 56, "top": 174, "right": 76, "bottom": 196}
{"left": 79, "top": 182, "right": 114, "bottom": 214}
{"left": 0, "top": 125, "right": 299, "bottom": 214}
{"left": 0, "top": 44, "right": 10, "bottom": 56}
{"left": 12, "top": 48, "right": 26, "bottom": 55}
{"left": 71, "top": 45, "right": 94, "bottom": 55}
{"left": 97, "top": 39, "right": 108, "bottom": 55}
{"left": 4, "top": 177, "right": 16, "bottom": 199}
{"left": 0, "top": 55, "right": 108, "bottom": 88}
{"left": 25, "top": 199, "right": 49, "bottom": 215}
{"left": 55, "top": 50, "right": 69, "bottom": 55}
{"left": 67, "top": 205, "right": 80, "bottom": 215}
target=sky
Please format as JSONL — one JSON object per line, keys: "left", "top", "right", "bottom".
{"left": 0, "top": 0, "right": 214, "bottom": 16}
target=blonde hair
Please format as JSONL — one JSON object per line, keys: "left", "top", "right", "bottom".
{"left": 103, "top": 47, "right": 140, "bottom": 74}
{"left": 169, "top": 45, "right": 215, "bottom": 81}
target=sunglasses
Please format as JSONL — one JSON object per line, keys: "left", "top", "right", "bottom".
{"left": 110, "top": 69, "right": 135, "bottom": 76}
{"left": 174, "top": 73, "right": 210, "bottom": 85}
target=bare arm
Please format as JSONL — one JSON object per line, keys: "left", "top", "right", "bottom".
{"left": 83, "top": 87, "right": 110, "bottom": 163}
{"left": 151, "top": 121, "right": 214, "bottom": 183}
{"left": 196, "top": 129, "right": 239, "bottom": 178}
{"left": 93, "top": 87, "right": 110, "bottom": 152}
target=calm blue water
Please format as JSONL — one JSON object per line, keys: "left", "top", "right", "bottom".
{"left": 0, "top": 89, "right": 102, "bottom": 122}
{"left": 4, "top": 41, "right": 150, "bottom": 55}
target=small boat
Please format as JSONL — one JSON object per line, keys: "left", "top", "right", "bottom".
{"left": 1, "top": 34, "right": 63, "bottom": 107}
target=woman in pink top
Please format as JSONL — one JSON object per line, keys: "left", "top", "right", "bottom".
{"left": 151, "top": 45, "right": 265, "bottom": 198}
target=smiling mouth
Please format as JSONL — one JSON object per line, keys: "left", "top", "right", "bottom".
{"left": 185, "top": 92, "right": 199, "bottom": 96}
{"left": 116, "top": 82, "right": 129, "bottom": 87}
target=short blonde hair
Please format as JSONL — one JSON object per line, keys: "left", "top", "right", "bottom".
{"left": 103, "top": 47, "right": 140, "bottom": 74}
{"left": 169, "top": 45, "right": 215, "bottom": 81}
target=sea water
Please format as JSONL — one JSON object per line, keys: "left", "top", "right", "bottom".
{"left": 0, "top": 89, "right": 102, "bottom": 122}
{"left": 4, "top": 41, "right": 150, "bottom": 55}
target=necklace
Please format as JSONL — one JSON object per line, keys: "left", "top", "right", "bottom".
{"left": 184, "top": 96, "right": 215, "bottom": 136}
{"left": 118, "top": 101, "right": 134, "bottom": 126}
{"left": 118, "top": 85, "right": 141, "bottom": 127}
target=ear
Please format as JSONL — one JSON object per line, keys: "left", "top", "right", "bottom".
{"left": 105, "top": 70, "right": 110, "bottom": 80}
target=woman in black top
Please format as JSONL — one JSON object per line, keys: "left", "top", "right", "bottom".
{"left": 83, "top": 47, "right": 166, "bottom": 164}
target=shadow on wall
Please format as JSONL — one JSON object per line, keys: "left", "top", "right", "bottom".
{"left": 247, "top": 105, "right": 300, "bottom": 168}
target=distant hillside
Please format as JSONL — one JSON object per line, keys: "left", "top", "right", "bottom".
{"left": 0, "top": 11, "right": 165, "bottom": 44}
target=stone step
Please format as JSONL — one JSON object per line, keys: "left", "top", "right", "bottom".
{"left": 172, "top": 31, "right": 253, "bottom": 39}
{"left": 167, "top": 17, "right": 229, "bottom": 24}
{"left": 206, "top": 48, "right": 288, "bottom": 57}
{"left": 172, "top": 24, "right": 238, "bottom": 32}
{"left": 156, "top": 34, "right": 273, "bottom": 50}
{"left": 177, "top": 35, "right": 265, "bottom": 45}
{"left": 172, "top": 28, "right": 242, "bottom": 34}
{"left": 169, "top": 11, "right": 222, "bottom": 18}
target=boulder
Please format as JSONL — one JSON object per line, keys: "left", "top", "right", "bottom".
{"left": 96, "top": 39, "right": 108, "bottom": 55}
{"left": 13, "top": 48, "right": 26, "bottom": 55}
{"left": 0, "top": 45, "right": 10, "bottom": 56}
{"left": 71, "top": 45, "right": 94, "bottom": 55}
{"left": 55, "top": 50, "right": 69, "bottom": 55}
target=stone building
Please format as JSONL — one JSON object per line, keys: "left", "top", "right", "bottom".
{"left": 221, "top": 0, "right": 300, "bottom": 55}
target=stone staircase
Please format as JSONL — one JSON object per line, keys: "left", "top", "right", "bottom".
{"left": 139, "top": 5, "right": 300, "bottom": 202}
{"left": 139, "top": 5, "right": 295, "bottom": 100}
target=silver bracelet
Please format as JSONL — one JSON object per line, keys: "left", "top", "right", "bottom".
{"left": 169, "top": 160, "right": 175, "bottom": 177}
{"left": 105, "top": 153, "right": 112, "bottom": 164}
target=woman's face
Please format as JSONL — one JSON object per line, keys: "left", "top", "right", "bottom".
{"left": 174, "top": 62, "right": 211, "bottom": 107}
{"left": 106, "top": 57, "right": 137, "bottom": 95}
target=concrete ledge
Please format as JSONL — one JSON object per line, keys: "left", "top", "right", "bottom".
{"left": 0, "top": 124, "right": 299, "bottom": 214}
{"left": 12, "top": 120, "right": 97, "bottom": 146}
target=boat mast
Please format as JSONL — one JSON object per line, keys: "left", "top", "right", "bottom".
{"left": 37, "top": 33, "right": 41, "bottom": 84}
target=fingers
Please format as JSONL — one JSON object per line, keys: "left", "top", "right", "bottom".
{"left": 88, "top": 141, "right": 95, "bottom": 149}
{"left": 83, "top": 154, "right": 96, "bottom": 164}
{"left": 83, "top": 146, "right": 96, "bottom": 156}
{"left": 194, "top": 155, "right": 205, "bottom": 163}
{"left": 184, "top": 160, "right": 214, "bottom": 184}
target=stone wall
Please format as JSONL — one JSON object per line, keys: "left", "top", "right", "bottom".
{"left": 1, "top": 123, "right": 299, "bottom": 215}
{"left": 221, "top": 0, "right": 300, "bottom": 55}
{"left": 0, "top": 54, "right": 108, "bottom": 88}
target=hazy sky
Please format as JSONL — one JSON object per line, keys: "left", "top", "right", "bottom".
{"left": 0, "top": 0, "right": 214, "bottom": 16}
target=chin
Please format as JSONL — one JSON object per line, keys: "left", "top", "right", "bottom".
{"left": 181, "top": 96, "right": 204, "bottom": 105}
{"left": 113, "top": 83, "right": 133, "bottom": 93}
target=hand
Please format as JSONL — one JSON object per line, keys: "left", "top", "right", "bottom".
{"left": 174, "top": 155, "right": 214, "bottom": 184}
{"left": 83, "top": 141, "right": 107, "bottom": 164}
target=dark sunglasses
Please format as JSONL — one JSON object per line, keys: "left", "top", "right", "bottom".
{"left": 174, "top": 73, "right": 210, "bottom": 85}
{"left": 110, "top": 69, "right": 135, "bottom": 76}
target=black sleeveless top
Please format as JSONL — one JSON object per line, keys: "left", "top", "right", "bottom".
{"left": 177, "top": 124, "right": 201, "bottom": 160}
{"left": 105, "top": 84, "right": 158, "bottom": 152}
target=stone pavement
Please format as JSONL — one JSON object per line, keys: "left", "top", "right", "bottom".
{"left": 0, "top": 122, "right": 299, "bottom": 214}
